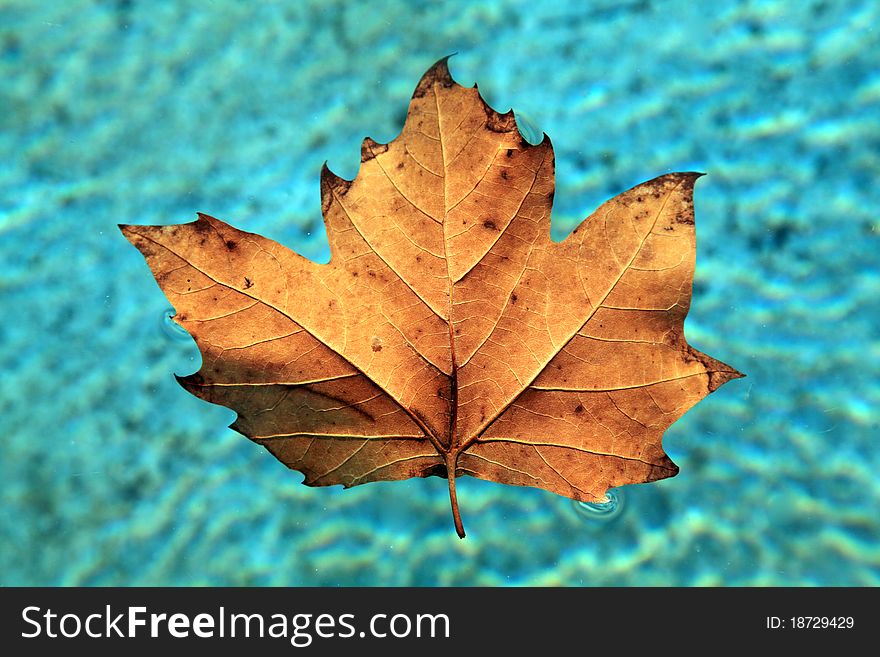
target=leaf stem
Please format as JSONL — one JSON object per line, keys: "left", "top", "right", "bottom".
{"left": 446, "top": 455, "right": 466, "bottom": 538}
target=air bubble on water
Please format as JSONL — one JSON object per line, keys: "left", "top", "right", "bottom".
{"left": 159, "top": 308, "right": 191, "bottom": 343}
{"left": 572, "top": 488, "right": 625, "bottom": 522}
{"left": 513, "top": 110, "right": 543, "bottom": 145}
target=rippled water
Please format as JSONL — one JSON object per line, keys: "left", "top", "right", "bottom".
{"left": 2, "top": 0, "right": 878, "bottom": 585}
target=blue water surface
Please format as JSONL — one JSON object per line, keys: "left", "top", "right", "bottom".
{"left": 1, "top": 0, "right": 878, "bottom": 585}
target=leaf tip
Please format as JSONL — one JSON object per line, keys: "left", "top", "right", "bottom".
{"left": 191, "top": 212, "right": 222, "bottom": 233}
{"left": 646, "top": 455, "right": 680, "bottom": 483}
{"left": 360, "top": 136, "right": 389, "bottom": 163}
{"left": 729, "top": 368, "right": 747, "bottom": 383}
{"left": 319, "top": 160, "right": 340, "bottom": 182}
{"left": 680, "top": 171, "right": 706, "bottom": 186}
{"left": 668, "top": 171, "right": 704, "bottom": 182}
{"left": 118, "top": 223, "right": 149, "bottom": 250}
{"left": 413, "top": 55, "right": 458, "bottom": 98}
{"left": 707, "top": 366, "right": 746, "bottom": 392}
{"left": 320, "top": 161, "right": 353, "bottom": 215}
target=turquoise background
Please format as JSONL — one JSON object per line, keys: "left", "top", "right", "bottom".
{"left": 2, "top": 0, "right": 878, "bottom": 585}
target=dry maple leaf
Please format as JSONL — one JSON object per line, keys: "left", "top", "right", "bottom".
{"left": 121, "top": 57, "right": 743, "bottom": 537}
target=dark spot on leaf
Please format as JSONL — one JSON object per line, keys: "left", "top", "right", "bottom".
{"left": 485, "top": 108, "right": 517, "bottom": 133}
{"left": 574, "top": 405, "right": 584, "bottom": 414}
{"left": 225, "top": 240, "right": 237, "bottom": 250}
{"left": 423, "top": 463, "right": 448, "bottom": 478}
{"left": 506, "top": 149, "right": 513, "bottom": 158}
{"left": 500, "top": 170, "right": 509, "bottom": 180}
{"left": 360, "top": 137, "right": 389, "bottom": 162}
{"left": 511, "top": 293, "right": 518, "bottom": 304}
{"left": 243, "top": 277, "right": 253, "bottom": 289}
{"left": 483, "top": 219, "right": 497, "bottom": 230}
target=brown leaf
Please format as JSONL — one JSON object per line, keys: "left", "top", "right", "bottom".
{"left": 121, "top": 57, "right": 743, "bottom": 537}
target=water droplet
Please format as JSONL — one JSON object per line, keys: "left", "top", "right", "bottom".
{"left": 159, "top": 308, "right": 191, "bottom": 343}
{"left": 572, "top": 489, "right": 625, "bottom": 522}
{"left": 514, "top": 110, "right": 542, "bottom": 145}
